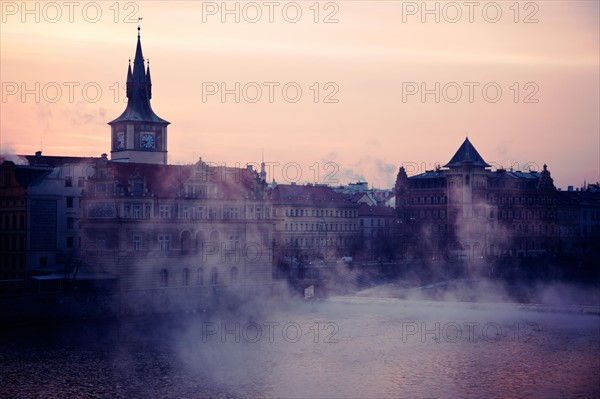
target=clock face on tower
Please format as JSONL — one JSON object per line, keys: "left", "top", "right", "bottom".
{"left": 116, "top": 132, "right": 125, "bottom": 149}
{"left": 140, "top": 133, "right": 155, "bottom": 149}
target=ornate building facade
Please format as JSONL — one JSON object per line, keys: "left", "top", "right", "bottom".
{"left": 395, "top": 138, "right": 559, "bottom": 263}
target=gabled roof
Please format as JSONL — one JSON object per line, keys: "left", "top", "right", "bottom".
{"left": 444, "top": 138, "right": 490, "bottom": 168}
{"left": 271, "top": 184, "right": 355, "bottom": 207}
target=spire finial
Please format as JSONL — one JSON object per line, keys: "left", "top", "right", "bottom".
{"left": 137, "top": 17, "right": 143, "bottom": 37}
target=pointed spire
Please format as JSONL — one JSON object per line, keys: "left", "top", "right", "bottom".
{"left": 146, "top": 59, "right": 152, "bottom": 99}
{"left": 126, "top": 59, "right": 133, "bottom": 97}
{"left": 109, "top": 25, "right": 169, "bottom": 126}
{"left": 444, "top": 137, "right": 490, "bottom": 169}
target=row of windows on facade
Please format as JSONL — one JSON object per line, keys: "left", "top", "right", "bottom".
{"left": 91, "top": 182, "right": 242, "bottom": 199}
{"left": 96, "top": 234, "right": 244, "bottom": 251}
{"left": 283, "top": 236, "right": 355, "bottom": 247}
{"left": 1, "top": 199, "right": 26, "bottom": 207}
{"left": 282, "top": 208, "right": 357, "bottom": 218}
{"left": 418, "top": 222, "right": 556, "bottom": 236}
{"left": 411, "top": 208, "right": 556, "bottom": 221}
{"left": 0, "top": 235, "right": 25, "bottom": 251}
{"left": 1, "top": 212, "right": 26, "bottom": 230}
{"left": 113, "top": 204, "right": 270, "bottom": 220}
{"left": 159, "top": 266, "right": 238, "bottom": 287}
{"left": 582, "top": 210, "right": 600, "bottom": 221}
{"left": 64, "top": 176, "right": 86, "bottom": 188}
{"left": 408, "top": 194, "right": 555, "bottom": 206}
{"left": 360, "top": 218, "right": 392, "bottom": 227}
{"left": 284, "top": 222, "right": 357, "bottom": 232}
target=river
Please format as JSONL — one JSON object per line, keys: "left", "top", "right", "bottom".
{"left": 1, "top": 296, "right": 599, "bottom": 398}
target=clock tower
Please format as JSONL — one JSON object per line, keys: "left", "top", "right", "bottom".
{"left": 109, "top": 26, "right": 170, "bottom": 164}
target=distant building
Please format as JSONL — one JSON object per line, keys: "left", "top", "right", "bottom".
{"left": 271, "top": 184, "right": 359, "bottom": 262}
{"left": 395, "top": 138, "right": 559, "bottom": 262}
{"left": 0, "top": 153, "right": 96, "bottom": 285}
{"left": 357, "top": 203, "right": 396, "bottom": 260}
{"left": 556, "top": 184, "right": 600, "bottom": 261}
{"left": 0, "top": 160, "right": 50, "bottom": 282}
{"left": 334, "top": 182, "right": 394, "bottom": 207}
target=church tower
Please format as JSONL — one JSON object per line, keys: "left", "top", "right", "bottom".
{"left": 109, "top": 26, "right": 170, "bottom": 164}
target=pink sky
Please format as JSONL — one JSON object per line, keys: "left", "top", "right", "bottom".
{"left": 1, "top": 1, "right": 598, "bottom": 189}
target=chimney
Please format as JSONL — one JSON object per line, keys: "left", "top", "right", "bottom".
{"left": 35, "top": 151, "right": 42, "bottom": 158}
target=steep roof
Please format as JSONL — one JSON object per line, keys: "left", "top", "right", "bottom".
{"left": 109, "top": 28, "right": 169, "bottom": 125}
{"left": 444, "top": 138, "right": 490, "bottom": 168}
{"left": 271, "top": 184, "right": 355, "bottom": 207}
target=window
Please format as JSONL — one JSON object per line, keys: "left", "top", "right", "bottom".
{"left": 159, "top": 205, "right": 170, "bottom": 219}
{"left": 133, "top": 235, "right": 141, "bottom": 251}
{"left": 230, "top": 267, "right": 238, "bottom": 284}
{"left": 65, "top": 176, "right": 72, "bottom": 187}
{"left": 133, "top": 204, "right": 142, "bottom": 219}
{"left": 78, "top": 177, "right": 85, "bottom": 187}
{"left": 210, "top": 267, "right": 218, "bottom": 285}
{"left": 197, "top": 267, "right": 204, "bottom": 285}
{"left": 160, "top": 269, "right": 168, "bottom": 287}
{"left": 66, "top": 237, "right": 74, "bottom": 248}
{"left": 66, "top": 197, "right": 74, "bottom": 208}
{"left": 182, "top": 268, "right": 189, "bottom": 286}
{"left": 158, "top": 235, "right": 171, "bottom": 251}
{"left": 196, "top": 207, "right": 204, "bottom": 220}
{"left": 67, "top": 217, "right": 74, "bottom": 229}
{"left": 96, "top": 236, "right": 106, "bottom": 250}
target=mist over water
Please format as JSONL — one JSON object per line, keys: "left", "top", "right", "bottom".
{"left": 2, "top": 282, "right": 599, "bottom": 399}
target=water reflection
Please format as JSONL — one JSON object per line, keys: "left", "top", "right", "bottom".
{"left": 1, "top": 298, "right": 599, "bottom": 398}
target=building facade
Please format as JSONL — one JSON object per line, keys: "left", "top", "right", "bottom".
{"left": 395, "top": 138, "right": 559, "bottom": 263}
{"left": 79, "top": 158, "right": 273, "bottom": 301}
{"left": 271, "top": 183, "right": 360, "bottom": 263}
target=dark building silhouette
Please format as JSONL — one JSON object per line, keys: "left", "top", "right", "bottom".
{"left": 395, "top": 138, "right": 559, "bottom": 264}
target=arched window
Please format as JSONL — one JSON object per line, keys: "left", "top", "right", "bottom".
{"left": 160, "top": 269, "right": 168, "bottom": 287}
{"left": 195, "top": 231, "right": 205, "bottom": 253}
{"left": 230, "top": 267, "right": 239, "bottom": 284}
{"left": 182, "top": 268, "right": 189, "bottom": 286}
{"left": 181, "top": 230, "right": 192, "bottom": 254}
{"left": 197, "top": 267, "right": 204, "bottom": 285}
{"left": 210, "top": 267, "right": 218, "bottom": 285}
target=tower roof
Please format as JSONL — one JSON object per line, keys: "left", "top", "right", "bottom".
{"left": 443, "top": 137, "right": 490, "bottom": 168}
{"left": 109, "top": 27, "right": 169, "bottom": 125}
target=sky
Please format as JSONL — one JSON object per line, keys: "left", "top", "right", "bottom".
{"left": 1, "top": 0, "right": 598, "bottom": 189}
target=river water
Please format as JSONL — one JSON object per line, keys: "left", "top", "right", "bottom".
{"left": 1, "top": 296, "right": 599, "bottom": 398}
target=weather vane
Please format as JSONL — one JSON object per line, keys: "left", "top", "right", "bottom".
{"left": 137, "top": 17, "right": 143, "bottom": 35}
